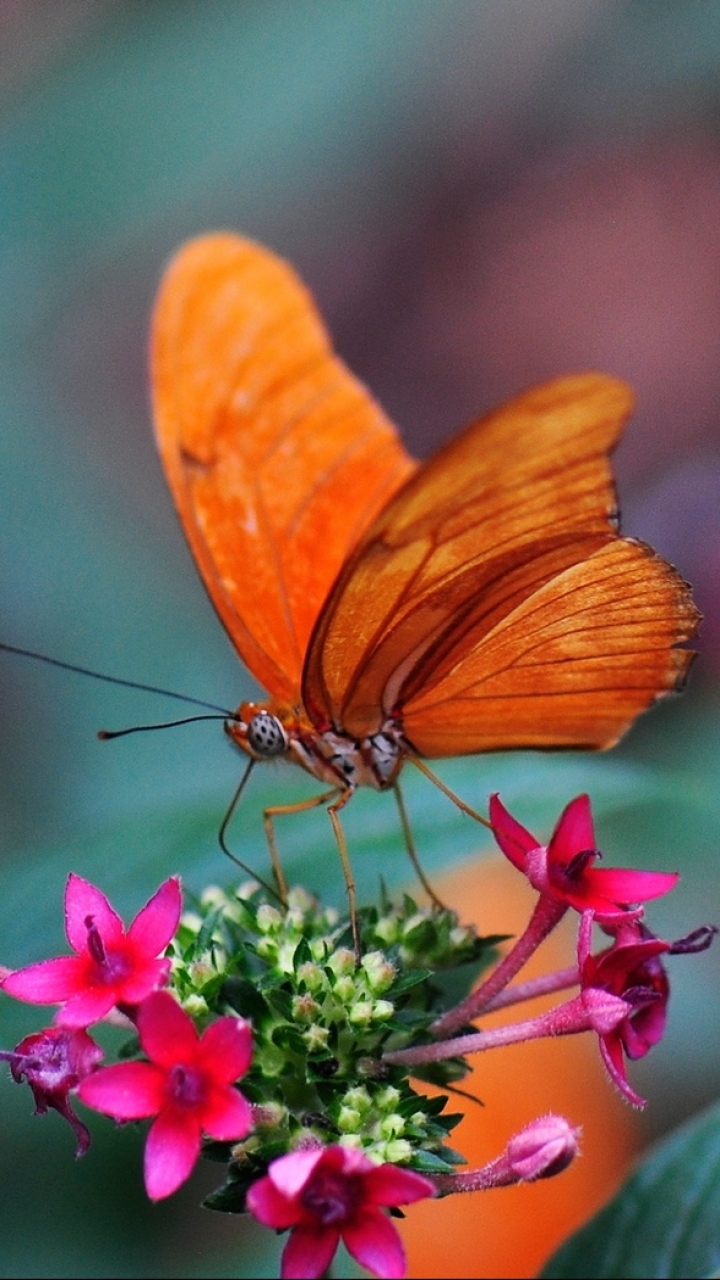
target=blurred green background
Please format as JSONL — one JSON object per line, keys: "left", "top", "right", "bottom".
{"left": 1, "top": 2, "right": 720, "bottom": 1276}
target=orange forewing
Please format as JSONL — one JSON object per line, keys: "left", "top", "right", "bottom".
{"left": 151, "top": 233, "right": 699, "bottom": 758}
{"left": 304, "top": 375, "right": 698, "bottom": 746}
{"left": 151, "top": 233, "right": 415, "bottom": 705}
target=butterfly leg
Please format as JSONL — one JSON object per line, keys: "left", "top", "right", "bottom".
{"left": 325, "top": 787, "right": 361, "bottom": 959}
{"left": 408, "top": 757, "right": 493, "bottom": 829}
{"left": 263, "top": 788, "right": 342, "bottom": 905}
{"left": 392, "top": 781, "right": 447, "bottom": 911}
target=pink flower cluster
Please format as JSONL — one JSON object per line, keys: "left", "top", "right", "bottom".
{"left": 0, "top": 874, "right": 437, "bottom": 1279}
{"left": 2, "top": 874, "right": 254, "bottom": 1198}
{"left": 1, "top": 798, "right": 713, "bottom": 1278}
{"left": 388, "top": 794, "right": 714, "bottom": 1108}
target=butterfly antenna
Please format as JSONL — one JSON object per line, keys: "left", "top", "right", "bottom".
{"left": 408, "top": 756, "right": 493, "bottom": 829}
{"left": 0, "top": 642, "right": 235, "bottom": 717}
{"left": 392, "top": 780, "right": 447, "bottom": 911}
{"left": 218, "top": 759, "right": 281, "bottom": 902}
{"left": 98, "top": 715, "right": 229, "bottom": 740}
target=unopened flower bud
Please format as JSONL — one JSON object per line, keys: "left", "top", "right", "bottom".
{"left": 507, "top": 1114, "right": 581, "bottom": 1180}
{"left": 328, "top": 948, "right": 356, "bottom": 978}
{"left": 361, "top": 951, "right": 396, "bottom": 993}
{"left": 256, "top": 904, "right": 282, "bottom": 933}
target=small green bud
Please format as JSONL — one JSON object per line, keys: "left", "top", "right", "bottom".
{"left": 256, "top": 904, "right": 283, "bottom": 933}
{"left": 361, "top": 951, "right": 396, "bottom": 993}
{"left": 297, "top": 961, "right": 327, "bottom": 993}
{"left": 328, "top": 947, "right": 356, "bottom": 978}
{"left": 382, "top": 1138, "right": 413, "bottom": 1164}
{"left": 371, "top": 999, "right": 395, "bottom": 1022}
{"left": 182, "top": 993, "right": 209, "bottom": 1018}
{"left": 337, "top": 1106, "right": 362, "bottom": 1133}
{"left": 348, "top": 999, "right": 374, "bottom": 1027}
{"left": 302, "top": 1023, "right": 330, "bottom": 1052}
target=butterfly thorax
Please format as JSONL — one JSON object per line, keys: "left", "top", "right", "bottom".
{"left": 225, "top": 701, "right": 406, "bottom": 792}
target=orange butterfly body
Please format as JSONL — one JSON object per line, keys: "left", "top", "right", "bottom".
{"left": 150, "top": 233, "right": 698, "bottom": 812}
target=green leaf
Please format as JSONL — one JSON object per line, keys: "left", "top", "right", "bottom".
{"left": 539, "top": 1099, "right": 720, "bottom": 1279}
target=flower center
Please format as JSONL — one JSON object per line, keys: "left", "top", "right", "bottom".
{"left": 85, "top": 917, "right": 131, "bottom": 985}
{"left": 301, "top": 1170, "right": 359, "bottom": 1225}
{"left": 166, "top": 1063, "right": 207, "bottom": 1109}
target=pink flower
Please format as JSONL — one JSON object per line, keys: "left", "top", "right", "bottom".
{"left": 0, "top": 1025, "right": 103, "bottom": 1155}
{"left": 246, "top": 1145, "right": 434, "bottom": 1280}
{"left": 489, "top": 793, "right": 678, "bottom": 921}
{"left": 578, "top": 914, "right": 671, "bottom": 1106}
{"left": 77, "top": 990, "right": 252, "bottom": 1200}
{"left": 2, "top": 874, "right": 182, "bottom": 1027}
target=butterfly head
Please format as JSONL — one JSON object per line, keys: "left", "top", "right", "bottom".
{"left": 225, "top": 702, "right": 290, "bottom": 761}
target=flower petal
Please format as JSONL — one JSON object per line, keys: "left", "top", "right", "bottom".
{"left": 281, "top": 1223, "right": 339, "bottom": 1280}
{"left": 2, "top": 956, "right": 86, "bottom": 1004}
{"left": 54, "top": 987, "right": 118, "bottom": 1028}
{"left": 115, "top": 957, "right": 172, "bottom": 1005}
{"left": 127, "top": 877, "right": 182, "bottom": 956}
{"left": 137, "top": 991, "right": 198, "bottom": 1066}
{"left": 144, "top": 1106, "right": 201, "bottom": 1200}
{"left": 64, "top": 874, "right": 124, "bottom": 952}
{"left": 489, "top": 794, "right": 537, "bottom": 870}
{"left": 364, "top": 1164, "right": 435, "bottom": 1207}
{"left": 598, "top": 1031, "right": 646, "bottom": 1107}
{"left": 246, "top": 1173, "right": 302, "bottom": 1230}
{"left": 269, "top": 1148, "right": 326, "bottom": 1200}
{"left": 343, "top": 1207, "right": 407, "bottom": 1279}
{"left": 198, "top": 1016, "right": 253, "bottom": 1083}
{"left": 201, "top": 1084, "right": 252, "bottom": 1141}
{"left": 78, "top": 1060, "right": 165, "bottom": 1119}
{"left": 547, "top": 794, "right": 595, "bottom": 865}
{"left": 584, "top": 866, "right": 679, "bottom": 908}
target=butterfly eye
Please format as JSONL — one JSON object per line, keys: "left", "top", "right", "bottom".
{"left": 246, "top": 711, "right": 288, "bottom": 758}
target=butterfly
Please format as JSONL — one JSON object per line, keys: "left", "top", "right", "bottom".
{"left": 150, "top": 232, "right": 699, "bottom": 910}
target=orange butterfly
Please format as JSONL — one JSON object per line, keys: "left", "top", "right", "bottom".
{"left": 150, "top": 233, "right": 699, "bottom": 908}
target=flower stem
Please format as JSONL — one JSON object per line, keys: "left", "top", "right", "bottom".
{"left": 430, "top": 894, "right": 566, "bottom": 1038}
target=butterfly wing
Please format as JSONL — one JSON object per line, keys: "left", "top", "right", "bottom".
{"left": 151, "top": 233, "right": 415, "bottom": 704}
{"left": 303, "top": 373, "right": 699, "bottom": 748}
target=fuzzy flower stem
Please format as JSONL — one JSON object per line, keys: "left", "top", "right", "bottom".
{"left": 384, "top": 989, "right": 629, "bottom": 1068}
{"left": 480, "top": 963, "right": 580, "bottom": 1013}
{"left": 430, "top": 894, "right": 566, "bottom": 1038}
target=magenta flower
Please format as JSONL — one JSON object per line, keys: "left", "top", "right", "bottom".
{"left": 77, "top": 990, "right": 252, "bottom": 1200}
{"left": 489, "top": 793, "right": 678, "bottom": 920}
{"left": 246, "top": 1145, "right": 434, "bottom": 1280}
{"left": 2, "top": 873, "right": 182, "bottom": 1027}
{"left": 0, "top": 1025, "right": 104, "bottom": 1155}
{"left": 578, "top": 914, "right": 671, "bottom": 1106}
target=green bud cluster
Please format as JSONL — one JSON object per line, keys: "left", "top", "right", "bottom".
{"left": 166, "top": 879, "right": 499, "bottom": 1214}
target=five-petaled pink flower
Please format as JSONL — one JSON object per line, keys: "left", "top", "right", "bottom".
{"left": 246, "top": 1144, "right": 435, "bottom": 1279}
{"left": 0, "top": 1025, "right": 104, "bottom": 1156}
{"left": 489, "top": 793, "right": 678, "bottom": 921}
{"left": 2, "top": 873, "right": 182, "bottom": 1027}
{"left": 77, "top": 989, "right": 253, "bottom": 1200}
{"left": 578, "top": 913, "right": 671, "bottom": 1106}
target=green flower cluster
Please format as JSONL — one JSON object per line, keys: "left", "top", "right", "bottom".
{"left": 166, "top": 880, "right": 500, "bottom": 1213}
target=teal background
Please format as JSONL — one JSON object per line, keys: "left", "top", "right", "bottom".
{"left": 1, "top": 3, "right": 720, "bottom": 1276}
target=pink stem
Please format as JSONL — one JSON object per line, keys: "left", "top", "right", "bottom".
{"left": 431, "top": 894, "right": 566, "bottom": 1038}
